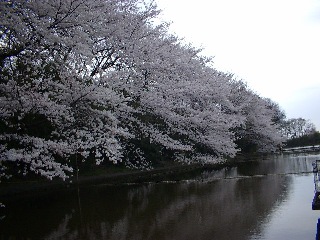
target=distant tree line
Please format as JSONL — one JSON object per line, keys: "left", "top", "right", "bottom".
{"left": 285, "top": 131, "right": 320, "bottom": 148}
{"left": 279, "top": 118, "right": 319, "bottom": 147}
{"left": 280, "top": 118, "right": 316, "bottom": 139}
{"left": 0, "top": 0, "right": 297, "bottom": 181}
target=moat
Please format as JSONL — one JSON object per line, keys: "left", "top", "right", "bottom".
{"left": 1, "top": 152, "right": 320, "bottom": 240}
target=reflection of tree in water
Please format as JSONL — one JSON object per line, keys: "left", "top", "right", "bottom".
{"left": 1, "top": 171, "right": 294, "bottom": 239}
{"left": 44, "top": 212, "right": 73, "bottom": 240}
{"left": 127, "top": 176, "right": 292, "bottom": 240}
{"left": 66, "top": 175, "right": 292, "bottom": 240}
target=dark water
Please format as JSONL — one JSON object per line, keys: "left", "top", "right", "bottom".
{"left": 1, "top": 153, "right": 320, "bottom": 240}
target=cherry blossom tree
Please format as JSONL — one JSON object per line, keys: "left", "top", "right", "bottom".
{"left": 0, "top": 0, "right": 156, "bottom": 180}
{"left": 0, "top": 0, "right": 285, "bottom": 181}
{"left": 228, "top": 80, "right": 284, "bottom": 152}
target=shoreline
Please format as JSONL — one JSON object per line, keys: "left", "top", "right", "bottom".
{"left": 0, "top": 162, "right": 226, "bottom": 197}
{"left": 0, "top": 153, "right": 270, "bottom": 197}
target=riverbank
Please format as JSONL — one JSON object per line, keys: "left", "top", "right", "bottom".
{"left": 0, "top": 153, "right": 269, "bottom": 197}
{"left": 0, "top": 162, "right": 228, "bottom": 197}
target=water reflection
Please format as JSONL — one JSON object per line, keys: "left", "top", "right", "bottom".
{"left": 0, "top": 153, "right": 319, "bottom": 240}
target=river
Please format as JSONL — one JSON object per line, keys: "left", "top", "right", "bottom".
{"left": 1, "top": 152, "right": 320, "bottom": 240}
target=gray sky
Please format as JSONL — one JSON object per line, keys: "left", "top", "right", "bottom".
{"left": 156, "top": 0, "right": 320, "bottom": 130}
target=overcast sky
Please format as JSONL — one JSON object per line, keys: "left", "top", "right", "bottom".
{"left": 156, "top": 0, "right": 320, "bottom": 130}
